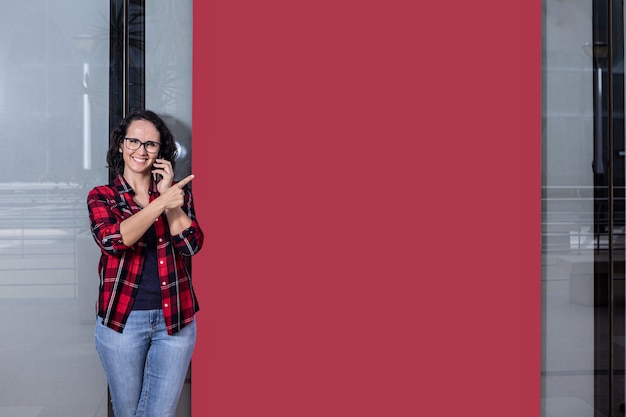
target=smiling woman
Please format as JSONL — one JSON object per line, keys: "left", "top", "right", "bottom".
{"left": 88, "top": 110, "right": 202, "bottom": 417}
{"left": 107, "top": 111, "right": 178, "bottom": 179}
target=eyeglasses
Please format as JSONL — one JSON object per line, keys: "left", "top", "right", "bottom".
{"left": 124, "top": 137, "right": 161, "bottom": 154}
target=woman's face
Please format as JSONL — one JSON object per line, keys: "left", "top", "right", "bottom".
{"left": 120, "top": 119, "right": 161, "bottom": 176}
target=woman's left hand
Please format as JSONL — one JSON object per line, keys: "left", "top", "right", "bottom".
{"left": 152, "top": 158, "right": 174, "bottom": 193}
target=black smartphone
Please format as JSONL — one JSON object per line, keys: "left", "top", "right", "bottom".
{"left": 153, "top": 154, "right": 164, "bottom": 183}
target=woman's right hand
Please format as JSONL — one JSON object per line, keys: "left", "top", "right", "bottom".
{"left": 157, "top": 174, "right": 195, "bottom": 211}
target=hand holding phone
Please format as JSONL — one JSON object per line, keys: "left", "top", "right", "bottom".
{"left": 152, "top": 158, "right": 174, "bottom": 193}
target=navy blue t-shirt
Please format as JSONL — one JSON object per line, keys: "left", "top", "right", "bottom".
{"left": 132, "top": 224, "right": 162, "bottom": 310}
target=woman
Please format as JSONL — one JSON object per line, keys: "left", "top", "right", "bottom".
{"left": 87, "top": 109, "right": 203, "bottom": 417}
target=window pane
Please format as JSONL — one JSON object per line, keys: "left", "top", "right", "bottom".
{"left": 145, "top": 0, "right": 193, "bottom": 180}
{"left": 144, "top": 2, "right": 193, "bottom": 415}
{"left": 0, "top": 1, "right": 109, "bottom": 416}
{"left": 542, "top": 0, "right": 597, "bottom": 416}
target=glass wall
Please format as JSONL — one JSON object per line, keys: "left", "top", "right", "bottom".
{"left": 144, "top": 2, "right": 194, "bottom": 414}
{"left": 542, "top": 0, "right": 597, "bottom": 416}
{"left": 145, "top": 0, "right": 193, "bottom": 181}
{"left": 543, "top": 0, "right": 626, "bottom": 416}
{"left": 0, "top": 1, "right": 193, "bottom": 416}
{"left": 0, "top": 1, "right": 110, "bottom": 416}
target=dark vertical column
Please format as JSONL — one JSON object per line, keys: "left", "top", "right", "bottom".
{"left": 126, "top": 0, "right": 145, "bottom": 113}
{"left": 106, "top": 3, "right": 147, "bottom": 416}
{"left": 109, "top": 0, "right": 145, "bottom": 180}
{"left": 594, "top": 0, "right": 626, "bottom": 414}
{"left": 593, "top": 2, "right": 612, "bottom": 415}
{"left": 611, "top": 0, "right": 626, "bottom": 413}
{"left": 109, "top": 0, "right": 125, "bottom": 144}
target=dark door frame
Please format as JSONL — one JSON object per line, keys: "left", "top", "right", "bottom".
{"left": 593, "top": 0, "right": 626, "bottom": 415}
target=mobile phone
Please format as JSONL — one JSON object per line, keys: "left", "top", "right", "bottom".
{"left": 153, "top": 154, "right": 164, "bottom": 183}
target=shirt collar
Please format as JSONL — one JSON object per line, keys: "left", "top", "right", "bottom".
{"left": 112, "top": 174, "right": 159, "bottom": 196}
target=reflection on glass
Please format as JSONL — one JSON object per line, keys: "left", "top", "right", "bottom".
{"left": 0, "top": 2, "right": 109, "bottom": 416}
{"left": 145, "top": 0, "right": 193, "bottom": 180}
{"left": 542, "top": 0, "right": 597, "bottom": 416}
{"left": 144, "top": 2, "right": 193, "bottom": 415}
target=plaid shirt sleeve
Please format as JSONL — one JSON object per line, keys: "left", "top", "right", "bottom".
{"left": 170, "top": 184, "right": 204, "bottom": 256}
{"left": 87, "top": 186, "right": 136, "bottom": 254}
{"left": 87, "top": 184, "right": 141, "bottom": 333}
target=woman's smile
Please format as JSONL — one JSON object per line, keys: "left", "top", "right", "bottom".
{"left": 121, "top": 119, "right": 161, "bottom": 176}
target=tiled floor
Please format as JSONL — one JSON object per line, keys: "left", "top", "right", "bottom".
{"left": 0, "top": 298, "right": 108, "bottom": 417}
{"left": 542, "top": 254, "right": 617, "bottom": 417}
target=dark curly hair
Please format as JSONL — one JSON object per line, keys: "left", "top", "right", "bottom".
{"left": 106, "top": 109, "right": 178, "bottom": 176}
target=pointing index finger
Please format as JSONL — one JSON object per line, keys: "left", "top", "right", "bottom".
{"left": 176, "top": 174, "right": 195, "bottom": 189}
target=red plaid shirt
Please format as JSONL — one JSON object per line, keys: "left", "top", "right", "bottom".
{"left": 87, "top": 175, "right": 204, "bottom": 335}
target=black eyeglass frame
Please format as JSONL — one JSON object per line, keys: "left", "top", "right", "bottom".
{"left": 124, "top": 137, "right": 161, "bottom": 154}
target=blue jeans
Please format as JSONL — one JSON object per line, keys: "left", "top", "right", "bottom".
{"left": 95, "top": 309, "right": 196, "bottom": 417}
